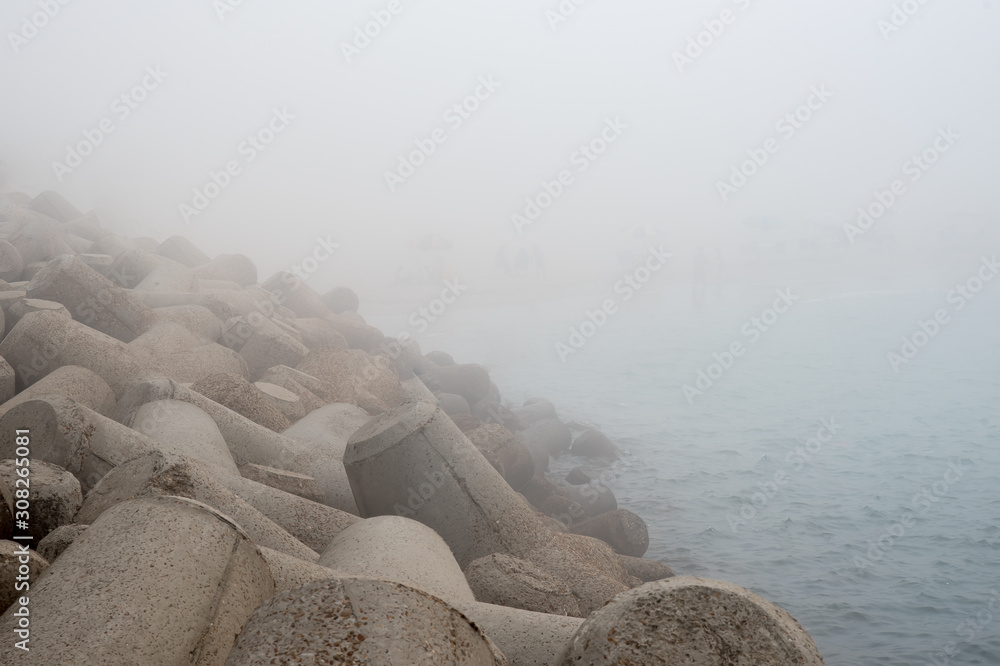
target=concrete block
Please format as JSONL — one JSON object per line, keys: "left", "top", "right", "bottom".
{"left": 466, "top": 553, "right": 579, "bottom": 616}
{"left": 320, "top": 285, "right": 359, "bottom": 314}
{"left": 155, "top": 234, "right": 211, "bottom": 267}
{"left": 5, "top": 296, "right": 70, "bottom": 336}
{"left": 318, "top": 515, "right": 475, "bottom": 605}
{"left": 76, "top": 452, "right": 319, "bottom": 562}
{"left": 0, "top": 240, "right": 24, "bottom": 282}
{"left": 566, "top": 509, "right": 649, "bottom": 557}
{"left": 0, "top": 396, "right": 158, "bottom": 494}
{"left": 0, "top": 540, "right": 48, "bottom": 614}
{"left": 258, "top": 546, "right": 339, "bottom": 594}
{"left": 26, "top": 254, "right": 156, "bottom": 342}
{"left": 37, "top": 523, "right": 88, "bottom": 563}
{"left": 190, "top": 372, "right": 292, "bottom": 431}
{"left": 0, "top": 365, "right": 115, "bottom": 419}
{"left": 453, "top": 601, "right": 582, "bottom": 666}
{"left": 238, "top": 463, "right": 326, "bottom": 504}
{"left": 226, "top": 577, "right": 505, "bottom": 665}
{"left": 344, "top": 401, "right": 549, "bottom": 568}
{"left": 0, "top": 459, "right": 81, "bottom": 542}
{"left": 0, "top": 496, "right": 274, "bottom": 664}
{"left": 556, "top": 577, "right": 826, "bottom": 665}
{"left": 193, "top": 253, "right": 257, "bottom": 286}
{"left": 297, "top": 347, "right": 403, "bottom": 414}
{"left": 254, "top": 381, "right": 306, "bottom": 421}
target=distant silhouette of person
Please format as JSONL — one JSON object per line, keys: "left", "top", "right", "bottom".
{"left": 495, "top": 246, "right": 512, "bottom": 277}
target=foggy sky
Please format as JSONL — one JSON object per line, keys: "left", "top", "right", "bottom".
{"left": 1, "top": 0, "right": 998, "bottom": 298}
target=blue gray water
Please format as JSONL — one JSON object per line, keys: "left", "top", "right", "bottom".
{"left": 372, "top": 271, "right": 1000, "bottom": 665}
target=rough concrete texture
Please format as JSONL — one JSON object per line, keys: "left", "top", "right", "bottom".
{"left": 0, "top": 474, "right": 11, "bottom": 539}
{"left": 238, "top": 463, "right": 326, "bottom": 504}
{"left": 26, "top": 254, "right": 156, "bottom": 342}
{"left": 190, "top": 372, "right": 292, "bottom": 432}
{"left": 570, "top": 427, "right": 621, "bottom": 459}
{"left": 37, "top": 523, "right": 88, "bottom": 563}
{"left": 400, "top": 374, "right": 438, "bottom": 404}
{"left": 325, "top": 311, "right": 385, "bottom": 352}
{"left": 0, "top": 356, "right": 12, "bottom": 405}
{"left": 217, "top": 473, "right": 359, "bottom": 553}
{"left": 0, "top": 459, "right": 82, "bottom": 542}
{"left": 0, "top": 396, "right": 158, "bottom": 494}
{"left": 287, "top": 317, "right": 349, "bottom": 351}
{"left": 5, "top": 296, "right": 70, "bottom": 335}
{"left": 150, "top": 304, "right": 224, "bottom": 341}
{"left": 261, "top": 272, "right": 331, "bottom": 319}
{"left": 75, "top": 451, "right": 320, "bottom": 562}
{"left": 465, "top": 553, "right": 580, "bottom": 616}
{"left": 192, "top": 253, "right": 257, "bottom": 286}
{"left": 258, "top": 546, "right": 340, "bottom": 593}
{"left": 344, "top": 401, "right": 550, "bottom": 568}
{"left": 567, "top": 508, "right": 649, "bottom": 558}
{"left": 112, "top": 378, "right": 356, "bottom": 511}
{"left": 297, "top": 347, "right": 403, "bottom": 414}
{"left": 224, "top": 318, "right": 310, "bottom": 380}
{"left": 225, "top": 577, "right": 506, "bottom": 666}
{"left": 0, "top": 239, "right": 25, "bottom": 282}
{"left": 0, "top": 365, "right": 114, "bottom": 420}
{"left": 557, "top": 577, "right": 826, "bottom": 665}
{"left": 254, "top": 381, "right": 306, "bottom": 421}
{"left": 155, "top": 234, "right": 212, "bottom": 267}
{"left": 129, "top": 398, "right": 242, "bottom": 477}
{"left": 521, "top": 418, "right": 573, "bottom": 457}
{"left": 619, "top": 554, "right": 675, "bottom": 582}
{"left": 318, "top": 515, "right": 475, "bottom": 605}
{"left": 321, "top": 285, "right": 359, "bottom": 314}
{"left": 0, "top": 496, "right": 274, "bottom": 665}
{"left": 418, "top": 362, "right": 493, "bottom": 405}
{"left": 453, "top": 601, "right": 582, "bottom": 666}
{"left": 523, "top": 532, "right": 632, "bottom": 617}
{"left": 257, "top": 365, "right": 328, "bottom": 413}
{"left": 437, "top": 391, "right": 472, "bottom": 415}
{"left": 0, "top": 540, "right": 48, "bottom": 614}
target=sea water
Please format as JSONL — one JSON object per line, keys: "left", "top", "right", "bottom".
{"left": 371, "top": 273, "right": 1000, "bottom": 665}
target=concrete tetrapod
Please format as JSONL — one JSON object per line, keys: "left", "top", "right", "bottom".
{"left": 225, "top": 577, "right": 506, "bottom": 666}
{"left": 0, "top": 364, "right": 116, "bottom": 418}
{"left": 0, "top": 495, "right": 274, "bottom": 665}
{"left": 0, "top": 395, "right": 159, "bottom": 494}
{"left": 0, "top": 459, "right": 81, "bottom": 542}
{"left": 113, "top": 377, "right": 358, "bottom": 512}
{"left": 343, "top": 400, "right": 550, "bottom": 568}
{"left": 452, "top": 601, "right": 583, "bottom": 666}
{"left": 556, "top": 576, "right": 826, "bottom": 666}
{"left": 75, "top": 451, "right": 320, "bottom": 562}
{"left": 318, "top": 515, "right": 475, "bottom": 606}
{"left": 26, "top": 254, "right": 156, "bottom": 342}
{"left": 343, "top": 401, "right": 634, "bottom": 614}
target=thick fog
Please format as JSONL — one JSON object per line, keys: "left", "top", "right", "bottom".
{"left": 2, "top": 1, "right": 998, "bottom": 302}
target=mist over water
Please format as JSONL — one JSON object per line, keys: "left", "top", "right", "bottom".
{"left": 3, "top": 1, "right": 1000, "bottom": 663}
